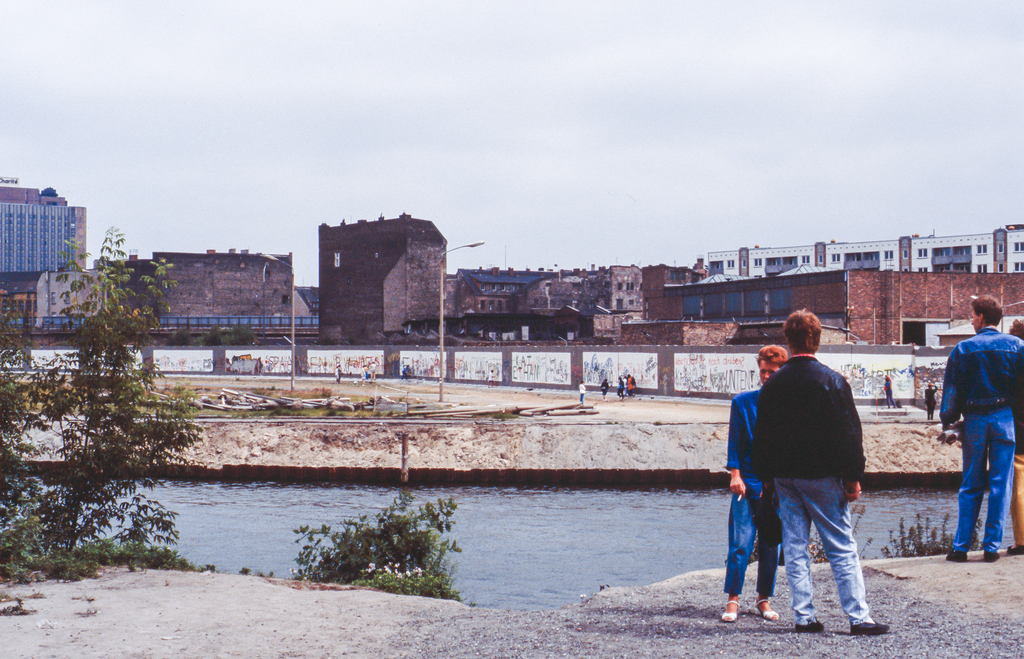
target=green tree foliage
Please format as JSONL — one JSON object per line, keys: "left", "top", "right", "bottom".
{"left": 294, "top": 491, "right": 461, "bottom": 600}
{"left": 25, "top": 228, "right": 201, "bottom": 551}
{"left": 168, "top": 327, "right": 192, "bottom": 346}
{"left": 0, "top": 320, "right": 37, "bottom": 529}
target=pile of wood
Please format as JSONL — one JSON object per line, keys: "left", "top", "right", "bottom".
{"left": 405, "top": 401, "right": 597, "bottom": 419}
{"left": 185, "top": 389, "right": 361, "bottom": 412}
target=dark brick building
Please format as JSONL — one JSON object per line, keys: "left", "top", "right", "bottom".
{"left": 645, "top": 267, "right": 1024, "bottom": 345}
{"left": 641, "top": 262, "right": 706, "bottom": 320}
{"left": 127, "top": 249, "right": 297, "bottom": 318}
{"left": 319, "top": 214, "right": 446, "bottom": 343}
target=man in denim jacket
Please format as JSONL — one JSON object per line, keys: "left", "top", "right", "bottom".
{"left": 942, "top": 295, "right": 1024, "bottom": 562}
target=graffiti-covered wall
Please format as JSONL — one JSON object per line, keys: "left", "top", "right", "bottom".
{"left": 582, "top": 352, "right": 658, "bottom": 388}
{"left": 401, "top": 350, "right": 441, "bottom": 379}
{"left": 225, "top": 349, "right": 292, "bottom": 375}
{"left": 511, "top": 352, "right": 572, "bottom": 385}
{"left": 453, "top": 351, "right": 502, "bottom": 382}
{"left": 673, "top": 352, "right": 760, "bottom": 396}
{"left": 153, "top": 349, "right": 214, "bottom": 373}
{"left": 307, "top": 349, "right": 384, "bottom": 376}
{"left": 817, "top": 352, "right": 915, "bottom": 400}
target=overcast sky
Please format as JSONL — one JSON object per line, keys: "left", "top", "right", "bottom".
{"left": 3, "top": 2, "right": 1021, "bottom": 285}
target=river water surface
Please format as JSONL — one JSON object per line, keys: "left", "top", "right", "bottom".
{"left": 155, "top": 482, "right": 960, "bottom": 609}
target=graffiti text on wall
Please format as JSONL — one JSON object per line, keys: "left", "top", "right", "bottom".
{"left": 225, "top": 350, "right": 292, "bottom": 375}
{"left": 511, "top": 352, "right": 571, "bottom": 385}
{"left": 401, "top": 351, "right": 441, "bottom": 379}
{"left": 673, "top": 352, "right": 760, "bottom": 395}
{"left": 582, "top": 352, "right": 657, "bottom": 388}
{"left": 307, "top": 350, "right": 384, "bottom": 376}
{"left": 153, "top": 349, "right": 214, "bottom": 373}
{"left": 453, "top": 352, "right": 502, "bottom": 382}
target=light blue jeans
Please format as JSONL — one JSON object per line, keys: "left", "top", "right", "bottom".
{"left": 776, "top": 477, "right": 872, "bottom": 626}
{"left": 955, "top": 408, "right": 1016, "bottom": 553}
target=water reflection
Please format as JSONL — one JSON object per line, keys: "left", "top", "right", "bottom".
{"left": 154, "top": 482, "right": 959, "bottom": 610}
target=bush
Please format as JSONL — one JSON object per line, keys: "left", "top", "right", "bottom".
{"left": 880, "top": 514, "right": 980, "bottom": 558}
{"left": 294, "top": 492, "right": 461, "bottom": 600}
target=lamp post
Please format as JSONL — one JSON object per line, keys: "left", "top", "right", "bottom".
{"left": 439, "top": 241, "right": 484, "bottom": 402}
{"left": 262, "top": 253, "right": 296, "bottom": 391}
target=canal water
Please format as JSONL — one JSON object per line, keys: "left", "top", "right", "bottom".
{"left": 155, "top": 482, "right": 961, "bottom": 610}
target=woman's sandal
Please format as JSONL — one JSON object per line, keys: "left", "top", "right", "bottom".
{"left": 721, "top": 601, "right": 740, "bottom": 623}
{"left": 756, "top": 599, "right": 780, "bottom": 621}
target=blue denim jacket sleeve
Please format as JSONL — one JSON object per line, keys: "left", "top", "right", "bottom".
{"left": 941, "top": 328, "right": 1024, "bottom": 427}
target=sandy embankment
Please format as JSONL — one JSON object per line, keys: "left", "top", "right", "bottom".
{"left": 189, "top": 419, "right": 962, "bottom": 474}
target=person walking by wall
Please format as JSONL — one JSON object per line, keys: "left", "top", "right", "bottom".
{"left": 617, "top": 376, "right": 625, "bottom": 400}
{"left": 883, "top": 375, "right": 896, "bottom": 408}
{"left": 334, "top": 363, "right": 342, "bottom": 384}
{"left": 943, "top": 296, "right": 1024, "bottom": 562}
{"left": 753, "top": 309, "right": 888, "bottom": 636}
{"left": 627, "top": 374, "right": 636, "bottom": 398}
{"left": 721, "top": 345, "right": 788, "bottom": 624}
{"left": 579, "top": 381, "right": 586, "bottom": 405}
{"left": 601, "top": 378, "right": 609, "bottom": 402}
{"left": 924, "top": 383, "right": 938, "bottom": 421}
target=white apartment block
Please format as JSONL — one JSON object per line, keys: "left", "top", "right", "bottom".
{"left": 706, "top": 226, "right": 1023, "bottom": 278}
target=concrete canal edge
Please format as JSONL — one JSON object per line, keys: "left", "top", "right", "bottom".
{"left": 29, "top": 460, "right": 960, "bottom": 488}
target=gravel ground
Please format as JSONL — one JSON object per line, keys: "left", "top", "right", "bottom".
{"left": 403, "top": 565, "right": 1021, "bottom": 659}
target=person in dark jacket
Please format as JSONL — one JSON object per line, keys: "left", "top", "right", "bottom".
{"left": 924, "top": 383, "right": 938, "bottom": 421}
{"left": 1007, "top": 320, "right": 1024, "bottom": 556}
{"left": 941, "top": 295, "right": 1024, "bottom": 562}
{"left": 752, "top": 309, "right": 888, "bottom": 636}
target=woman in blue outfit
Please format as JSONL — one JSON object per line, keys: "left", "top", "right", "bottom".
{"left": 722, "top": 344, "right": 787, "bottom": 623}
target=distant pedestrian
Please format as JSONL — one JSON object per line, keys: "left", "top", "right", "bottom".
{"left": 627, "top": 374, "right": 636, "bottom": 398}
{"left": 579, "top": 382, "right": 586, "bottom": 405}
{"left": 617, "top": 377, "right": 625, "bottom": 399}
{"left": 601, "top": 378, "right": 609, "bottom": 401}
{"left": 883, "top": 376, "right": 896, "bottom": 408}
{"left": 924, "top": 383, "right": 937, "bottom": 421}
{"left": 334, "top": 364, "right": 342, "bottom": 384}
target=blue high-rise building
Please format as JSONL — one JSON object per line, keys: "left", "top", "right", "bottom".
{"left": 0, "top": 177, "right": 87, "bottom": 272}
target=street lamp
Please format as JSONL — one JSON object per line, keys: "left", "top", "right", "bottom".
{"left": 263, "top": 253, "right": 296, "bottom": 391}
{"left": 439, "top": 241, "right": 484, "bottom": 402}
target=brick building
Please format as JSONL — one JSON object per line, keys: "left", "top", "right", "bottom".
{"left": 0, "top": 178, "right": 87, "bottom": 272}
{"left": 319, "top": 214, "right": 446, "bottom": 344}
{"left": 646, "top": 267, "right": 1024, "bottom": 345}
{"left": 128, "top": 249, "right": 297, "bottom": 318}
{"left": 640, "top": 262, "right": 706, "bottom": 320}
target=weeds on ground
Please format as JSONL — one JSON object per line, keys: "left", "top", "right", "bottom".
{"left": 880, "top": 514, "right": 981, "bottom": 558}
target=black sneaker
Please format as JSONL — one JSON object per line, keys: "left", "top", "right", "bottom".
{"left": 983, "top": 551, "right": 1000, "bottom": 563}
{"left": 946, "top": 550, "right": 967, "bottom": 562}
{"left": 795, "top": 621, "right": 825, "bottom": 633}
{"left": 1008, "top": 545, "right": 1024, "bottom": 556}
{"left": 851, "top": 622, "right": 890, "bottom": 636}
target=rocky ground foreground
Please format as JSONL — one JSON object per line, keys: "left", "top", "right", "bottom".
{"left": 4, "top": 552, "right": 1022, "bottom": 659}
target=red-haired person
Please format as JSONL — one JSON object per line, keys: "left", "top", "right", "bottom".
{"left": 721, "top": 345, "right": 787, "bottom": 623}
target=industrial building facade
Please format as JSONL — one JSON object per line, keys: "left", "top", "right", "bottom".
{"left": 0, "top": 179, "right": 87, "bottom": 272}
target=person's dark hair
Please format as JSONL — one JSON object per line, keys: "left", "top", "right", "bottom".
{"left": 783, "top": 309, "right": 822, "bottom": 355}
{"left": 1009, "top": 319, "right": 1024, "bottom": 340}
{"left": 971, "top": 296, "right": 1002, "bottom": 327}
{"left": 757, "top": 345, "right": 788, "bottom": 367}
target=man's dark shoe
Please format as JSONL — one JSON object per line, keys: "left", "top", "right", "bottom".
{"left": 1007, "top": 545, "right": 1024, "bottom": 556}
{"left": 851, "top": 622, "right": 890, "bottom": 636}
{"left": 946, "top": 550, "right": 967, "bottom": 562}
{"left": 983, "top": 551, "right": 1000, "bottom": 563}
{"left": 795, "top": 621, "right": 825, "bottom": 633}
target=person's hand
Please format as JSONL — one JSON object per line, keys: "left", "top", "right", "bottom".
{"left": 843, "top": 480, "right": 861, "bottom": 502}
{"left": 729, "top": 470, "right": 746, "bottom": 497}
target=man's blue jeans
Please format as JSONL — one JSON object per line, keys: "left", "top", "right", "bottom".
{"left": 724, "top": 490, "right": 779, "bottom": 597}
{"left": 775, "top": 477, "right": 872, "bottom": 626}
{"left": 955, "top": 408, "right": 1016, "bottom": 553}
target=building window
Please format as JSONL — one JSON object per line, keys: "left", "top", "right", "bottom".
{"left": 917, "top": 248, "right": 927, "bottom": 258}
{"left": 999, "top": 263, "right": 1005, "bottom": 273}
{"left": 282, "top": 295, "right": 289, "bottom": 305}
{"left": 903, "top": 249, "right": 909, "bottom": 259}
{"left": 1015, "top": 243, "right": 1024, "bottom": 253}
{"left": 831, "top": 254, "right": 840, "bottom": 263}
{"left": 801, "top": 255, "right": 810, "bottom": 264}
{"left": 741, "top": 259, "right": 747, "bottom": 268}
{"left": 480, "top": 301, "right": 486, "bottom": 310}
{"left": 817, "top": 254, "right": 823, "bottom": 264}
{"left": 978, "top": 264, "right": 988, "bottom": 273}
{"left": 977, "top": 244, "right": 988, "bottom": 254}
{"left": 726, "top": 260, "right": 735, "bottom": 269}
{"left": 753, "top": 258, "right": 762, "bottom": 267}
{"left": 334, "top": 252, "right": 340, "bottom": 267}
{"left": 884, "top": 250, "right": 894, "bottom": 260}
{"left": 918, "top": 267, "right": 928, "bottom": 272}
{"left": 999, "top": 243, "right": 1004, "bottom": 253}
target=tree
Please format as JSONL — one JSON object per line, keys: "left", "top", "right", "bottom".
{"left": 0, "top": 319, "right": 36, "bottom": 528}
{"left": 40, "top": 187, "right": 58, "bottom": 197}
{"left": 27, "top": 228, "right": 201, "bottom": 550}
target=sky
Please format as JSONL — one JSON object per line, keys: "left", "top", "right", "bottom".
{"left": 3, "top": 1, "right": 1021, "bottom": 286}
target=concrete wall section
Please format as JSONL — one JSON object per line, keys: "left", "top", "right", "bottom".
{"left": 153, "top": 349, "right": 214, "bottom": 373}
{"left": 307, "top": 349, "right": 384, "bottom": 376}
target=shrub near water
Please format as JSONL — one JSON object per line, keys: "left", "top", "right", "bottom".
{"left": 293, "top": 492, "right": 461, "bottom": 600}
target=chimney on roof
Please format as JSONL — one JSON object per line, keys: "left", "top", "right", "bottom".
{"left": 507, "top": 267, "right": 513, "bottom": 275}
{"left": 491, "top": 267, "right": 499, "bottom": 275}
{"left": 591, "top": 263, "right": 595, "bottom": 270}
{"left": 207, "top": 249, "right": 216, "bottom": 254}
{"left": 229, "top": 248, "right": 237, "bottom": 254}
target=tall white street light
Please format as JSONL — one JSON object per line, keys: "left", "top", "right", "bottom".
{"left": 263, "top": 253, "right": 296, "bottom": 391}
{"left": 439, "top": 241, "right": 484, "bottom": 402}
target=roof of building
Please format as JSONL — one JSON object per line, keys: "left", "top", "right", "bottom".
{"left": 457, "top": 269, "right": 555, "bottom": 295}
{"left": 0, "top": 271, "right": 43, "bottom": 294}
{"left": 777, "top": 265, "right": 833, "bottom": 276}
